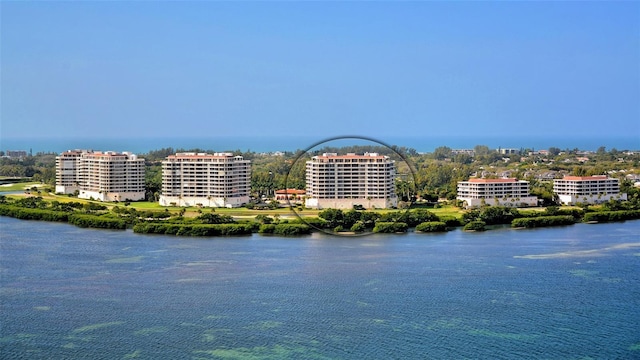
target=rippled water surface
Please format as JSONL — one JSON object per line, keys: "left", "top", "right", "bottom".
{"left": 1, "top": 217, "right": 639, "bottom": 359}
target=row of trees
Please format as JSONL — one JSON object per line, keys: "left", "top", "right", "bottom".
{"left": 314, "top": 208, "right": 461, "bottom": 233}
{"left": 0, "top": 152, "right": 57, "bottom": 183}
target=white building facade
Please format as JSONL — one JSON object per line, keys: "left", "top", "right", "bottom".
{"left": 55, "top": 150, "right": 84, "bottom": 195}
{"left": 553, "top": 175, "right": 627, "bottom": 205}
{"left": 305, "top": 153, "right": 398, "bottom": 209}
{"left": 55, "top": 150, "right": 146, "bottom": 202}
{"left": 457, "top": 178, "right": 538, "bottom": 208}
{"left": 159, "top": 152, "right": 251, "bottom": 208}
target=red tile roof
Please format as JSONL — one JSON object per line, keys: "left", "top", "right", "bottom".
{"left": 275, "top": 189, "right": 306, "bottom": 195}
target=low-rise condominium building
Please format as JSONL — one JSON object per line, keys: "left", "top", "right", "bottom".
{"left": 159, "top": 152, "right": 251, "bottom": 208}
{"left": 55, "top": 150, "right": 146, "bottom": 202}
{"left": 553, "top": 175, "right": 627, "bottom": 205}
{"left": 305, "top": 152, "right": 397, "bottom": 209}
{"left": 4, "top": 150, "right": 28, "bottom": 159}
{"left": 497, "top": 148, "right": 519, "bottom": 155}
{"left": 275, "top": 189, "right": 306, "bottom": 205}
{"left": 456, "top": 178, "right": 538, "bottom": 208}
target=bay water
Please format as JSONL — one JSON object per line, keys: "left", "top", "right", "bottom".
{"left": 1, "top": 217, "right": 639, "bottom": 359}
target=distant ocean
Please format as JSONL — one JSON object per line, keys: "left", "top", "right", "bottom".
{"left": 2, "top": 135, "right": 638, "bottom": 155}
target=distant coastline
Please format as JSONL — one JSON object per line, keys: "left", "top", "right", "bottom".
{"left": 2, "top": 135, "right": 639, "bottom": 155}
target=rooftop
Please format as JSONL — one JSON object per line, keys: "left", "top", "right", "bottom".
{"left": 465, "top": 178, "right": 521, "bottom": 183}
{"left": 275, "top": 189, "right": 306, "bottom": 195}
{"left": 167, "top": 152, "right": 241, "bottom": 159}
{"left": 312, "top": 152, "right": 389, "bottom": 160}
{"left": 560, "top": 175, "right": 610, "bottom": 181}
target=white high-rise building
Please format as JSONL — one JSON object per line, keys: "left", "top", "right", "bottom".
{"left": 55, "top": 150, "right": 146, "bottom": 202}
{"left": 456, "top": 178, "right": 538, "bottom": 208}
{"left": 305, "top": 153, "right": 397, "bottom": 209}
{"left": 55, "top": 150, "right": 84, "bottom": 195}
{"left": 553, "top": 175, "right": 627, "bottom": 205}
{"left": 159, "top": 152, "right": 251, "bottom": 208}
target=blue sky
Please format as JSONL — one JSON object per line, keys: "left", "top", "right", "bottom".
{"left": 1, "top": 1, "right": 639, "bottom": 142}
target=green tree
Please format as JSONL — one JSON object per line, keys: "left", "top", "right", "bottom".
{"left": 433, "top": 146, "right": 452, "bottom": 160}
{"left": 350, "top": 221, "right": 366, "bottom": 233}
{"left": 403, "top": 209, "right": 439, "bottom": 226}
{"left": 360, "top": 211, "right": 380, "bottom": 227}
{"left": 477, "top": 206, "right": 518, "bottom": 225}
{"left": 572, "top": 166, "right": 587, "bottom": 176}
{"left": 255, "top": 214, "right": 274, "bottom": 224}
{"left": 342, "top": 209, "right": 362, "bottom": 228}
{"left": 145, "top": 165, "right": 163, "bottom": 202}
{"left": 197, "top": 213, "right": 235, "bottom": 224}
{"left": 453, "top": 153, "right": 473, "bottom": 164}
{"left": 318, "top": 209, "right": 344, "bottom": 228}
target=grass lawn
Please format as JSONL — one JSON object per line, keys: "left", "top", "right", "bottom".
{"left": 427, "top": 205, "right": 465, "bottom": 219}
{"left": 0, "top": 182, "right": 43, "bottom": 192}
{"left": 122, "top": 201, "right": 312, "bottom": 216}
{"left": 3, "top": 191, "right": 466, "bottom": 220}
{"left": 6, "top": 191, "right": 101, "bottom": 205}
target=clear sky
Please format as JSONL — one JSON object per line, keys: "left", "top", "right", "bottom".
{"left": 1, "top": 1, "right": 639, "bottom": 142}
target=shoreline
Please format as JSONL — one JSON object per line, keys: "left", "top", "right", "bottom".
{"left": 2, "top": 211, "right": 639, "bottom": 239}
{"left": 3, "top": 135, "right": 640, "bottom": 155}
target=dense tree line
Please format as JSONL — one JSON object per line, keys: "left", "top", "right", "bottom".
{"left": 68, "top": 214, "right": 127, "bottom": 230}
{"left": 133, "top": 223, "right": 254, "bottom": 236}
{"left": 0, "top": 205, "right": 70, "bottom": 222}
{"left": 373, "top": 222, "right": 408, "bottom": 233}
{"left": 462, "top": 206, "right": 520, "bottom": 225}
{"left": 511, "top": 216, "right": 575, "bottom": 228}
{"left": 0, "top": 153, "right": 56, "bottom": 183}
{"left": 317, "top": 208, "right": 442, "bottom": 232}
{"left": 415, "top": 221, "right": 448, "bottom": 232}
{"left": 583, "top": 210, "right": 640, "bottom": 223}
{"left": 257, "top": 223, "right": 311, "bottom": 236}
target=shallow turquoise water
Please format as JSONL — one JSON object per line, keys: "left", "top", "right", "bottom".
{"left": 1, "top": 217, "right": 639, "bottom": 359}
